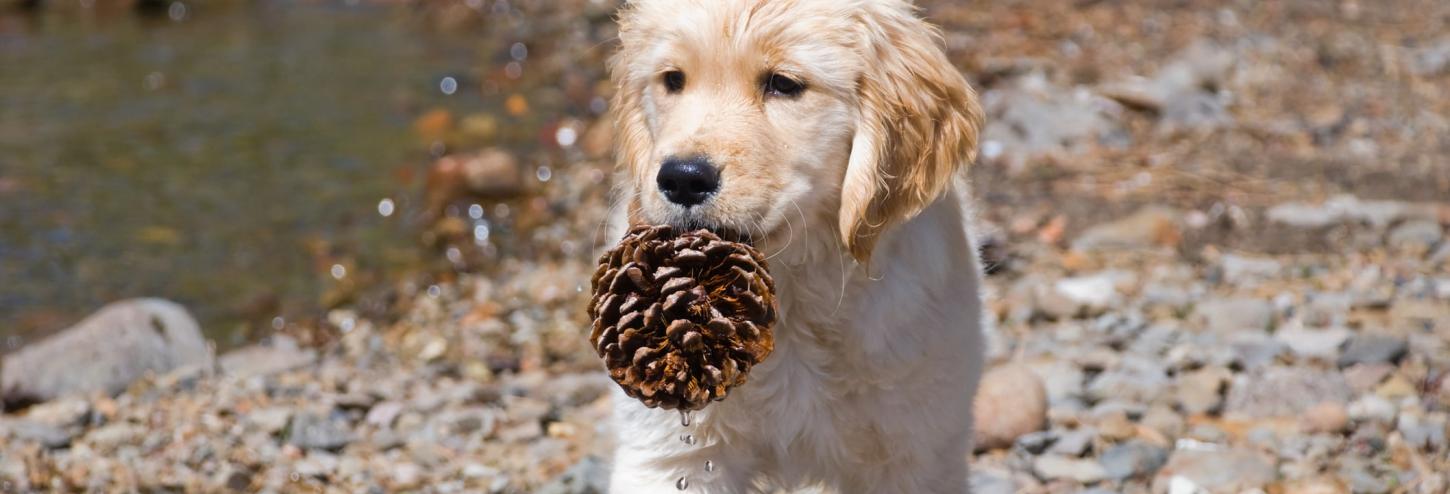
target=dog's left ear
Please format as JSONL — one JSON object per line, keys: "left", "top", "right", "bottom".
{"left": 839, "top": 3, "right": 984, "bottom": 264}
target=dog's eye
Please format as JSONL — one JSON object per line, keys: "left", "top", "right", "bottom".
{"left": 763, "top": 73, "right": 805, "bottom": 98}
{"left": 662, "top": 70, "right": 686, "bottom": 94}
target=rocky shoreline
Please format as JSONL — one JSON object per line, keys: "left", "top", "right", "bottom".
{"left": 4, "top": 0, "right": 1450, "bottom": 492}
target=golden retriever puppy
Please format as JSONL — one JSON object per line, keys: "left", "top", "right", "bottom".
{"left": 604, "top": 0, "right": 986, "bottom": 492}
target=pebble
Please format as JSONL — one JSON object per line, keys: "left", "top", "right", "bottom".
{"left": 1387, "top": 219, "right": 1443, "bottom": 249}
{"left": 973, "top": 365, "right": 1048, "bottom": 451}
{"left": 287, "top": 413, "right": 353, "bottom": 452}
{"left": 1274, "top": 326, "right": 1352, "bottom": 361}
{"left": 1337, "top": 334, "right": 1408, "bottom": 368}
{"left": 1032, "top": 455, "right": 1108, "bottom": 483}
{"left": 1282, "top": 476, "right": 1350, "bottom": 494}
{"left": 1070, "top": 207, "right": 1182, "bottom": 252}
{"left": 219, "top": 335, "right": 318, "bottom": 379}
{"left": 1396, "top": 412, "right": 1447, "bottom": 451}
{"left": 1302, "top": 402, "right": 1351, "bottom": 434}
{"left": 1098, "top": 440, "right": 1169, "bottom": 481}
{"left": 534, "top": 456, "right": 609, "bottom": 494}
{"left": 1193, "top": 297, "right": 1274, "bottom": 332}
{"left": 1225, "top": 367, "right": 1352, "bottom": 418}
{"left": 1174, "top": 367, "right": 1230, "bottom": 415}
{"left": 7, "top": 420, "right": 73, "bottom": 449}
{"left": 1346, "top": 396, "right": 1397, "bottom": 423}
{"left": 1047, "top": 429, "right": 1095, "bottom": 457}
{"left": 1152, "top": 449, "right": 1277, "bottom": 493}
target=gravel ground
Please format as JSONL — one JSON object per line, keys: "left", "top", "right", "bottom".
{"left": 3, "top": 0, "right": 1449, "bottom": 493}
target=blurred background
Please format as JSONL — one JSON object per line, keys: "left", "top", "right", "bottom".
{"left": 0, "top": 0, "right": 1447, "bottom": 493}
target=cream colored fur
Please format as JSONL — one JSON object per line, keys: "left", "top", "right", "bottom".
{"left": 603, "top": 1, "right": 986, "bottom": 492}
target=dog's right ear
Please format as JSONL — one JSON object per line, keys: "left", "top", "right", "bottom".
{"left": 609, "top": 4, "right": 657, "bottom": 195}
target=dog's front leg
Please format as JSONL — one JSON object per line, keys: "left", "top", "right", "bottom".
{"left": 609, "top": 395, "right": 759, "bottom": 494}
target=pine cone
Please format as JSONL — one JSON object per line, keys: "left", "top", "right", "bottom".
{"left": 588, "top": 225, "right": 777, "bottom": 410}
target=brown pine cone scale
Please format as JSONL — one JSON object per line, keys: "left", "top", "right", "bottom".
{"left": 588, "top": 225, "right": 777, "bottom": 410}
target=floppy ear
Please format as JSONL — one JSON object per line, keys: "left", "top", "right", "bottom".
{"left": 840, "top": 3, "right": 984, "bottom": 263}
{"left": 609, "top": 4, "right": 657, "bottom": 196}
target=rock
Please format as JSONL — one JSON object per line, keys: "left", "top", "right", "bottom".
{"left": 366, "top": 401, "right": 405, "bottom": 428}
{"left": 969, "top": 468, "right": 1019, "bottom": 494}
{"left": 1303, "top": 293, "right": 1353, "bottom": 327}
{"left": 1047, "top": 429, "right": 1094, "bottom": 457}
{"left": 973, "top": 365, "right": 1048, "bottom": 451}
{"left": 1174, "top": 367, "right": 1230, "bottom": 415}
{"left": 1302, "top": 402, "right": 1350, "bottom": 434}
{"left": 245, "top": 407, "right": 293, "bottom": 434}
{"left": 1225, "top": 367, "right": 1352, "bottom": 418}
{"left": 5, "top": 420, "right": 73, "bottom": 449}
{"left": 1409, "top": 38, "right": 1450, "bottom": 76}
{"left": 1387, "top": 220, "right": 1443, "bottom": 249}
{"left": 1274, "top": 326, "right": 1351, "bottom": 361}
{"left": 1099, "top": 440, "right": 1169, "bottom": 481}
{"left": 1071, "top": 207, "right": 1182, "bottom": 252}
{"left": 1027, "top": 360, "right": 1086, "bottom": 405}
{"left": 1229, "top": 332, "right": 1287, "bottom": 369}
{"left": 1342, "top": 363, "right": 1395, "bottom": 392}
{"left": 1033, "top": 272, "right": 1130, "bottom": 319}
{"left": 1151, "top": 449, "right": 1276, "bottom": 493}
{"left": 1220, "top": 254, "right": 1283, "bottom": 284}
{"left": 1265, "top": 195, "right": 1427, "bottom": 230}
{"left": 390, "top": 462, "right": 424, "bottom": 490}
{"left": 287, "top": 413, "right": 352, "bottom": 452}
{"left": 86, "top": 423, "right": 145, "bottom": 453}
{"left": 219, "top": 335, "right": 317, "bottom": 379}
{"left": 1099, "top": 43, "right": 1234, "bottom": 131}
{"left": 1085, "top": 358, "right": 1170, "bottom": 404}
{"left": 1282, "top": 477, "right": 1350, "bottom": 494}
{"left": 1339, "top": 460, "right": 1392, "bottom": 494}
{"left": 1192, "top": 297, "right": 1273, "bottom": 332}
{"left": 1032, "top": 455, "right": 1108, "bottom": 483}
{"left": 535, "top": 455, "right": 609, "bottom": 494}
{"left": 979, "top": 72, "right": 1124, "bottom": 171}
{"left": 1396, "top": 412, "right": 1447, "bottom": 450}
{"left": 22, "top": 397, "right": 91, "bottom": 428}
{"left": 425, "top": 148, "right": 525, "bottom": 214}
{"left": 1337, "top": 334, "right": 1408, "bottom": 368}
{"left": 1346, "top": 395, "right": 1396, "bottom": 423}
{"left": 1, "top": 299, "right": 212, "bottom": 407}
{"left": 1014, "top": 431, "right": 1056, "bottom": 455}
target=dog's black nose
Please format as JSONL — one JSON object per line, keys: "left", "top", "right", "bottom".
{"left": 656, "top": 155, "right": 720, "bottom": 207}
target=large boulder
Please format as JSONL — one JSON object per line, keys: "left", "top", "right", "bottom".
{"left": 1, "top": 299, "right": 212, "bottom": 410}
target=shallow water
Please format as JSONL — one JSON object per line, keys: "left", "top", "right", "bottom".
{"left": 0, "top": 1, "right": 610, "bottom": 349}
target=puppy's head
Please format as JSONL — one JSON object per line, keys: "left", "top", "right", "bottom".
{"left": 611, "top": 0, "right": 982, "bottom": 263}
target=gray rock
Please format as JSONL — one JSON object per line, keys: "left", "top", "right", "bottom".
{"left": 1337, "top": 334, "right": 1408, "bottom": 368}
{"left": 1397, "top": 412, "right": 1448, "bottom": 451}
{"left": 1033, "top": 272, "right": 1128, "bottom": 319}
{"left": 1228, "top": 332, "right": 1286, "bottom": 369}
{"left": 979, "top": 73, "right": 1125, "bottom": 171}
{"left": 86, "top": 422, "right": 145, "bottom": 453}
{"left": 1340, "top": 459, "right": 1393, "bottom": 494}
{"left": 535, "top": 455, "right": 609, "bottom": 494}
{"left": 1099, "top": 43, "right": 1235, "bottom": 131}
{"left": 287, "top": 413, "right": 352, "bottom": 452}
{"left": 1151, "top": 449, "right": 1276, "bottom": 492}
{"left": 219, "top": 335, "right": 317, "bottom": 379}
{"left": 1303, "top": 292, "right": 1353, "bottom": 327}
{"left": 1275, "top": 326, "right": 1352, "bottom": 361}
{"left": 1220, "top": 254, "right": 1283, "bottom": 283}
{"left": 1347, "top": 395, "right": 1397, "bottom": 423}
{"left": 1174, "top": 367, "right": 1230, "bottom": 415}
{"left": 1225, "top": 367, "right": 1352, "bottom": 418}
{"left": 1099, "top": 440, "right": 1168, "bottom": 481}
{"left": 1033, "top": 455, "right": 1108, "bottom": 483}
{"left": 7, "top": 420, "right": 73, "bottom": 449}
{"left": 1387, "top": 220, "right": 1443, "bottom": 249}
{"left": 1409, "top": 38, "right": 1450, "bottom": 76}
{"left": 366, "top": 401, "right": 405, "bottom": 428}
{"left": 969, "top": 468, "right": 1019, "bottom": 494}
{"left": 1015, "top": 430, "right": 1056, "bottom": 455}
{"left": 1086, "top": 357, "right": 1169, "bottom": 404}
{"left": 1, "top": 299, "right": 212, "bottom": 407}
{"left": 1048, "top": 429, "right": 1095, "bottom": 457}
{"left": 245, "top": 407, "right": 293, "bottom": 434}
{"left": 1193, "top": 297, "right": 1273, "bottom": 332}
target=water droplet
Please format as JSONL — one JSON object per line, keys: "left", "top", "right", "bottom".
{"left": 509, "top": 42, "right": 529, "bottom": 61}
{"left": 167, "top": 1, "right": 186, "bottom": 21}
{"left": 555, "top": 126, "right": 578, "bottom": 147}
{"left": 675, "top": 477, "right": 689, "bottom": 490}
{"left": 505, "top": 62, "right": 523, "bottom": 79}
{"left": 440, "top": 77, "right": 459, "bottom": 95}
{"left": 377, "top": 198, "right": 395, "bottom": 217}
{"left": 446, "top": 247, "right": 464, "bottom": 265}
{"left": 468, "top": 204, "right": 485, "bottom": 219}
{"left": 271, "top": 317, "right": 285, "bottom": 330}
{"left": 536, "top": 166, "right": 552, "bottom": 182}
{"left": 473, "top": 224, "right": 491, "bottom": 244}
{"left": 427, "top": 285, "right": 442, "bottom": 298}
{"left": 680, "top": 434, "right": 695, "bottom": 445}
{"left": 330, "top": 264, "right": 347, "bottom": 280}
{"left": 704, "top": 460, "right": 714, "bottom": 472}
{"left": 680, "top": 410, "right": 692, "bottom": 427}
